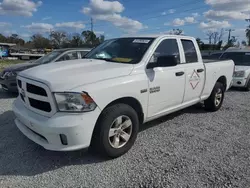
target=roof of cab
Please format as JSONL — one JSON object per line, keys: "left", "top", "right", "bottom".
{"left": 118, "top": 34, "right": 194, "bottom": 40}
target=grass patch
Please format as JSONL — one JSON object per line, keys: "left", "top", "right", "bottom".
{"left": 0, "top": 60, "right": 24, "bottom": 72}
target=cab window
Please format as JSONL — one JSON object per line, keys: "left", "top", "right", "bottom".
{"left": 151, "top": 39, "right": 180, "bottom": 64}
{"left": 181, "top": 40, "right": 198, "bottom": 63}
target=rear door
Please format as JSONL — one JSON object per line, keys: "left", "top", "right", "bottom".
{"left": 180, "top": 39, "right": 205, "bottom": 103}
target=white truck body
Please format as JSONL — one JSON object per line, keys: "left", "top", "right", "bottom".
{"left": 12, "top": 35, "right": 234, "bottom": 156}
{"left": 220, "top": 47, "right": 250, "bottom": 90}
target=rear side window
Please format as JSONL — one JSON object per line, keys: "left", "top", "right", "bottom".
{"left": 153, "top": 39, "right": 180, "bottom": 64}
{"left": 181, "top": 40, "right": 198, "bottom": 63}
{"left": 56, "top": 51, "right": 78, "bottom": 62}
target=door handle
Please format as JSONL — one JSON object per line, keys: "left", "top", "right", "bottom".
{"left": 197, "top": 69, "right": 204, "bottom": 73}
{"left": 175, "top": 71, "right": 185, "bottom": 76}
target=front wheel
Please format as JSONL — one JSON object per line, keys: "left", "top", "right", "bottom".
{"left": 204, "top": 82, "right": 225, "bottom": 112}
{"left": 91, "top": 103, "right": 139, "bottom": 158}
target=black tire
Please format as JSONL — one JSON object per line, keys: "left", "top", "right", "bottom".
{"left": 245, "top": 80, "right": 250, "bottom": 91}
{"left": 90, "top": 103, "right": 139, "bottom": 158}
{"left": 204, "top": 82, "right": 225, "bottom": 112}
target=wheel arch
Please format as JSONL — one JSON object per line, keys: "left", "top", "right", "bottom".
{"left": 216, "top": 76, "right": 227, "bottom": 91}
{"left": 102, "top": 97, "right": 144, "bottom": 125}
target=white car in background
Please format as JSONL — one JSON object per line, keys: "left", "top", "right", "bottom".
{"left": 220, "top": 47, "right": 250, "bottom": 91}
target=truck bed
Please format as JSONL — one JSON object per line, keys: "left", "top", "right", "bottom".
{"left": 203, "top": 59, "right": 230, "bottom": 64}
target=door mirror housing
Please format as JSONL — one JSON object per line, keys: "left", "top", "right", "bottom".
{"left": 147, "top": 55, "right": 178, "bottom": 69}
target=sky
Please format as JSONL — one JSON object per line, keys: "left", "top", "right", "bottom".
{"left": 0, "top": 0, "right": 249, "bottom": 43}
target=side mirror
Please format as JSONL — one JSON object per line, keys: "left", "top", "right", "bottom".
{"left": 147, "top": 55, "right": 178, "bottom": 69}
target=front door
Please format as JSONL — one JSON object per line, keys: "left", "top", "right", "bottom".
{"left": 147, "top": 38, "right": 185, "bottom": 118}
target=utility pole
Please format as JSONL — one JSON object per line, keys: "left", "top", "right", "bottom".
{"left": 91, "top": 18, "right": 93, "bottom": 32}
{"left": 226, "top": 29, "right": 235, "bottom": 43}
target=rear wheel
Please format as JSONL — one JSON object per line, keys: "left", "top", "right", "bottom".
{"left": 204, "top": 82, "right": 225, "bottom": 112}
{"left": 91, "top": 103, "right": 139, "bottom": 158}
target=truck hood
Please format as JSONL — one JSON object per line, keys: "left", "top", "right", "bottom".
{"left": 4, "top": 61, "right": 38, "bottom": 72}
{"left": 235, "top": 66, "right": 250, "bottom": 72}
{"left": 19, "top": 59, "right": 134, "bottom": 91}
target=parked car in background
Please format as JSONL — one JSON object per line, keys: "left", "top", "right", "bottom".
{"left": 202, "top": 52, "right": 223, "bottom": 59}
{"left": 12, "top": 35, "right": 234, "bottom": 158}
{"left": 220, "top": 47, "right": 250, "bottom": 91}
{"left": 0, "top": 48, "right": 91, "bottom": 92}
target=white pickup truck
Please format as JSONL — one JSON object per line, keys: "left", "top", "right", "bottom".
{"left": 13, "top": 35, "right": 234, "bottom": 158}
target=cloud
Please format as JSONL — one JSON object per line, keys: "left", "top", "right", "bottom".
{"left": 168, "top": 9, "right": 175, "bottom": 14}
{"left": 22, "top": 22, "right": 53, "bottom": 33}
{"left": 172, "top": 18, "right": 185, "bottom": 26}
{"left": 233, "top": 28, "right": 248, "bottom": 40}
{"left": 0, "top": 0, "right": 42, "bottom": 17}
{"left": 95, "top": 13, "right": 144, "bottom": 33}
{"left": 204, "top": 10, "right": 249, "bottom": 20}
{"left": 0, "top": 22, "right": 12, "bottom": 27}
{"left": 81, "top": 0, "right": 144, "bottom": 33}
{"left": 192, "top": 13, "right": 199, "bottom": 17}
{"left": 1, "top": 30, "right": 17, "bottom": 36}
{"left": 159, "top": 29, "right": 185, "bottom": 35}
{"left": 161, "top": 9, "right": 175, "bottom": 15}
{"left": 205, "top": 0, "right": 250, "bottom": 12}
{"left": 94, "top": 31, "right": 105, "bottom": 35}
{"left": 184, "top": 17, "right": 196, "bottom": 23}
{"left": 161, "top": 11, "right": 166, "bottom": 16}
{"left": 171, "top": 17, "right": 196, "bottom": 26}
{"left": 204, "top": 0, "right": 250, "bottom": 20}
{"left": 164, "top": 22, "right": 170, "bottom": 26}
{"left": 19, "top": 33, "right": 31, "bottom": 38}
{"left": 55, "top": 22, "right": 85, "bottom": 29}
{"left": 42, "top": 16, "right": 52, "bottom": 21}
{"left": 200, "top": 20, "right": 231, "bottom": 30}
{"left": 82, "top": 0, "right": 124, "bottom": 15}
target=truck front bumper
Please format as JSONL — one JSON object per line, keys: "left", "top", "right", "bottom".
{"left": 0, "top": 77, "right": 18, "bottom": 92}
{"left": 13, "top": 98, "right": 101, "bottom": 151}
{"left": 231, "top": 77, "right": 248, "bottom": 88}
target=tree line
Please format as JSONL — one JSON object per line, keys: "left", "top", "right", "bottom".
{"left": 0, "top": 30, "right": 105, "bottom": 50}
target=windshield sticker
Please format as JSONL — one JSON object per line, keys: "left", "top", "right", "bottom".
{"left": 112, "top": 58, "right": 132, "bottom": 62}
{"left": 133, "top": 39, "right": 150, "bottom": 44}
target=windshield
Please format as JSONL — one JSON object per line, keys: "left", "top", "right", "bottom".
{"left": 220, "top": 52, "right": 250, "bottom": 66}
{"left": 34, "top": 51, "right": 63, "bottom": 64}
{"left": 85, "top": 38, "right": 155, "bottom": 64}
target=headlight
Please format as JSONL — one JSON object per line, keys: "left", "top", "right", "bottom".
{"left": 234, "top": 71, "right": 245, "bottom": 77}
{"left": 54, "top": 92, "right": 97, "bottom": 112}
{"left": 2, "top": 71, "right": 17, "bottom": 79}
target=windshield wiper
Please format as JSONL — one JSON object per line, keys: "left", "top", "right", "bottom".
{"left": 94, "top": 58, "right": 122, "bottom": 63}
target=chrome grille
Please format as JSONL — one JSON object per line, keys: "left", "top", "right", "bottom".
{"left": 17, "top": 76, "right": 56, "bottom": 117}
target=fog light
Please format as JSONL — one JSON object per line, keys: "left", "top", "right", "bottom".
{"left": 60, "top": 134, "right": 68, "bottom": 145}
{"left": 237, "top": 81, "right": 242, "bottom": 85}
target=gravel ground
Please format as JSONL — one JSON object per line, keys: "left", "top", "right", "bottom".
{"left": 0, "top": 87, "right": 250, "bottom": 188}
